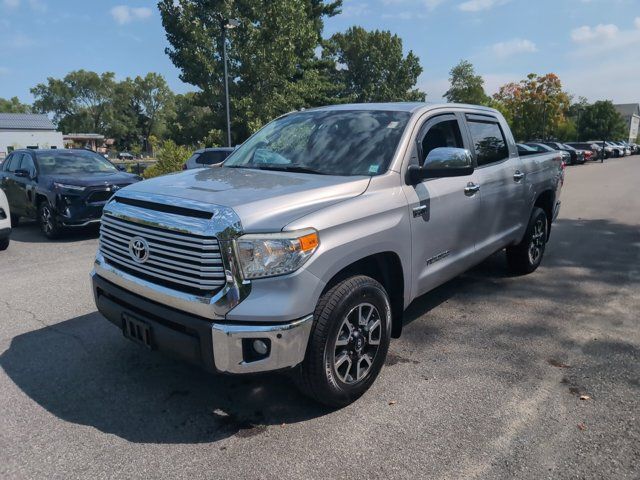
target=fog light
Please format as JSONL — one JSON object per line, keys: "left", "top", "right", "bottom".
{"left": 253, "top": 339, "right": 269, "bottom": 355}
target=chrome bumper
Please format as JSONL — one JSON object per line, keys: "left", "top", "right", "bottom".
{"left": 212, "top": 315, "right": 313, "bottom": 374}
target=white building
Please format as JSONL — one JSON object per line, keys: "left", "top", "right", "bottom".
{"left": 0, "top": 113, "right": 64, "bottom": 160}
{"left": 613, "top": 104, "right": 640, "bottom": 143}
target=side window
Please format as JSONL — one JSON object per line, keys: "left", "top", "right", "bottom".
{"left": 419, "top": 119, "right": 464, "bottom": 165}
{"left": 6, "top": 154, "right": 22, "bottom": 172}
{"left": 20, "top": 154, "right": 36, "bottom": 175}
{"left": 2, "top": 154, "right": 14, "bottom": 171}
{"left": 468, "top": 121, "right": 508, "bottom": 166}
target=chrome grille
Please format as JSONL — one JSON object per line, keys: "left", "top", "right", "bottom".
{"left": 99, "top": 214, "right": 226, "bottom": 294}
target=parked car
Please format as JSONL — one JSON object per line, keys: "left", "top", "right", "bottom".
{"left": 0, "top": 149, "right": 141, "bottom": 239}
{"left": 516, "top": 143, "right": 539, "bottom": 156}
{"left": 117, "top": 152, "right": 135, "bottom": 161}
{"left": 612, "top": 141, "right": 631, "bottom": 156}
{"left": 91, "top": 103, "right": 563, "bottom": 407}
{"left": 603, "top": 142, "right": 624, "bottom": 158}
{"left": 565, "top": 142, "right": 605, "bottom": 160}
{"left": 184, "top": 147, "right": 235, "bottom": 170}
{"left": 525, "top": 143, "right": 571, "bottom": 164}
{"left": 542, "top": 142, "right": 585, "bottom": 165}
{"left": 0, "top": 188, "right": 10, "bottom": 251}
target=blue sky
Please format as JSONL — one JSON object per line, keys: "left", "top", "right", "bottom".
{"left": 1, "top": 0, "right": 639, "bottom": 104}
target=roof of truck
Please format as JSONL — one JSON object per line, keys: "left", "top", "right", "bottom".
{"left": 307, "top": 102, "right": 498, "bottom": 114}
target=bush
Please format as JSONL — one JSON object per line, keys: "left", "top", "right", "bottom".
{"left": 142, "top": 140, "right": 191, "bottom": 179}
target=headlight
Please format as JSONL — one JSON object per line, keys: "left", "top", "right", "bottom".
{"left": 53, "top": 182, "right": 85, "bottom": 192}
{"left": 235, "top": 228, "right": 319, "bottom": 279}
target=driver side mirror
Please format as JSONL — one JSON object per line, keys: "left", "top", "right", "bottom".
{"left": 14, "top": 169, "right": 34, "bottom": 179}
{"left": 407, "top": 147, "right": 474, "bottom": 184}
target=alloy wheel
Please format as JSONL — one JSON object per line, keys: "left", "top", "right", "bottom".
{"left": 528, "top": 218, "right": 546, "bottom": 264}
{"left": 332, "top": 303, "right": 382, "bottom": 385}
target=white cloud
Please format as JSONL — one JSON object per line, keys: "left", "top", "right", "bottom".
{"left": 458, "top": 0, "right": 509, "bottom": 12}
{"left": 2, "top": 0, "right": 20, "bottom": 8}
{"left": 569, "top": 21, "right": 640, "bottom": 58}
{"left": 380, "top": 0, "right": 448, "bottom": 10}
{"left": 571, "top": 24, "right": 619, "bottom": 43}
{"left": 110, "top": 5, "right": 153, "bottom": 25}
{"left": 491, "top": 38, "right": 537, "bottom": 58}
{"left": 341, "top": 2, "right": 371, "bottom": 17}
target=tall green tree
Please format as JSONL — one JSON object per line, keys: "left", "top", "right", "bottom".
{"left": 131, "top": 73, "right": 175, "bottom": 150}
{"left": 158, "top": 0, "right": 342, "bottom": 142}
{"left": 0, "top": 97, "right": 31, "bottom": 113}
{"left": 324, "top": 26, "right": 425, "bottom": 103}
{"left": 493, "top": 73, "right": 571, "bottom": 141}
{"left": 444, "top": 60, "right": 489, "bottom": 105}
{"left": 31, "top": 70, "right": 116, "bottom": 133}
{"left": 577, "top": 101, "right": 627, "bottom": 141}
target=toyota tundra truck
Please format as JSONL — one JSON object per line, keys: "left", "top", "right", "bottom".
{"left": 91, "top": 103, "right": 563, "bottom": 406}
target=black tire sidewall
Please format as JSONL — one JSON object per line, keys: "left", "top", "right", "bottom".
{"left": 525, "top": 208, "right": 547, "bottom": 269}
{"left": 38, "top": 202, "right": 61, "bottom": 239}
{"left": 307, "top": 276, "right": 392, "bottom": 406}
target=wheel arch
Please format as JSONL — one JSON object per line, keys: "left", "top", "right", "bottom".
{"left": 321, "top": 251, "right": 405, "bottom": 338}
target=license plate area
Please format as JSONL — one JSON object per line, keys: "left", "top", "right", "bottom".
{"left": 122, "top": 313, "right": 153, "bottom": 349}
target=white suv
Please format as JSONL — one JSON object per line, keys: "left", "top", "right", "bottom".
{"left": 0, "top": 189, "right": 11, "bottom": 251}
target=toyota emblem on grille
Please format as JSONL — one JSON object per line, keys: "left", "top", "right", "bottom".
{"left": 128, "top": 236, "right": 150, "bottom": 263}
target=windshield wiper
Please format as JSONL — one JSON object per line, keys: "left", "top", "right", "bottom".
{"left": 253, "top": 164, "right": 329, "bottom": 175}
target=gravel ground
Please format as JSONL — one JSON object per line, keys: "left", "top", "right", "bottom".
{"left": 1, "top": 156, "right": 638, "bottom": 479}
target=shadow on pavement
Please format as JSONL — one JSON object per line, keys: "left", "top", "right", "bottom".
{"left": 10, "top": 221, "right": 100, "bottom": 244}
{"left": 1, "top": 218, "right": 638, "bottom": 444}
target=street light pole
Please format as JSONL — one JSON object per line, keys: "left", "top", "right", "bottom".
{"left": 217, "top": 16, "right": 239, "bottom": 148}
{"left": 221, "top": 25, "right": 232, "bottom": 147}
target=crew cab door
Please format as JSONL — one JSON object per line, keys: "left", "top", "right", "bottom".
{"left": 463, "top": 114, "right": 526, "bottom": 257}
{"left": 402, "top": 113, "right": 482, "bottom": 298}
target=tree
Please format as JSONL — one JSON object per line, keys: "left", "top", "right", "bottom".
{"left": 158, "top": 0, "right": 342, "bottom": 142}
{"left": 131, "top": 73, "right": 175, "bottom": 151}
{"left": 444, "top": 60, "right": 489, "bottom": 105}
{"left": 31, "top": 70, "right": 116, "bottom": 133}
{"left": 324, "top": 26, "right": 425, "bottom": 103}
{"left": 0, "top": 97, "right": 31, "bottom": 113}
{"left": 142, "top": 139, "right": 192, "bottom": 178}
{"left": 577, "top": 101, "right": 627, "bottom": 142}
{"left": 493, "top": 73, "right": 571, "bottom": 141}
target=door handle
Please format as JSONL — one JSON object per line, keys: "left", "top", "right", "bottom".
{"left": 412, "top": 205, "right": 427, "bottom": 217}
{"left": 513, "top": 170, "right": 525, "bottom": 182}
{"left": 464, "top": 182, "right": 480, "bottom": 196}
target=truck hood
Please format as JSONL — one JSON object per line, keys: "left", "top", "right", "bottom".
{"left": 122, "top": 167, "right": 371, "bottom": 231}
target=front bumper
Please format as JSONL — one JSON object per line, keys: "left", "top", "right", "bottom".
{"left": 92, "top": 272, "right": 313, "bottom": 374}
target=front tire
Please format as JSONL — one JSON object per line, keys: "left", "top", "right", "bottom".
{"left": 0, "top": 237, "right": 9, "bottom": 251}
{"left": 10, "top": 214, "right": 19, "bottom": 226}
{"left": 295, "top": 275, "right": 392, "bottom": 407}
{"left": 38, "top": 202, "right": 63, "bottom": 239}
{"left": 506, "top": 207, "right": 548, "bottom": 274}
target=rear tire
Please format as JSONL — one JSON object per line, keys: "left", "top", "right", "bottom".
{"left": 10, "top": 214, "right": 19, "bottom": 226}
{"left": 38, "top": 201, "right": 63, "bottom": 239}
{"left": 294, "top": 275, "right": 392, "bottom": 407}
{"left": 506, "top": 207, "right": 548, "bottom": 275}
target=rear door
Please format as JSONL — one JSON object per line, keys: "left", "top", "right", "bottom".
{"left": 464, "top": 114, "right": 526, "bottom": 257}
{"left": 402, "top": 112, "right": 482, "bottom": 297}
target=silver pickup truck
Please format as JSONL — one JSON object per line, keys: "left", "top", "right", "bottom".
{"left": 91, "top": 103, "right": 563, "bottom": 406}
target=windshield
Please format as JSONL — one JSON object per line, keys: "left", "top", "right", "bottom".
{"left": 36, "top": 151, "right": 119, "bottom": 175}
{"left": 223, "top": 110, "right": 411, "bottom": 176}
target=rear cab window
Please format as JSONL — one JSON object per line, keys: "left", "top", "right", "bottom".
{"left": 466, "top": 118, "right": 509, "bottom": 166}
{"left": 197, "top": 151, "right": 231, "bottom": 165}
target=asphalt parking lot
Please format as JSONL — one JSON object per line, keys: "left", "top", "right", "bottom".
{"left": 1, "top": 157, "right": 639, "bottom": 479}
